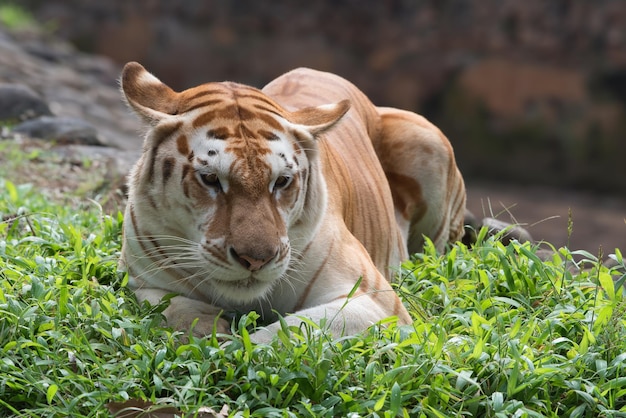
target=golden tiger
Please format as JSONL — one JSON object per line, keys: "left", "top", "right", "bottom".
{"left": 119, "top": 62, "right": 466, "bottom": 343}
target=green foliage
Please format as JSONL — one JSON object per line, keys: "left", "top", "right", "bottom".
{"left": 1, "top": 177, "right": 625, "bottom": 417}
{"left": 398, "top": 237, "right": 626, "bottom": 417}
{"left": 0, "top": 140, "right": 126, "bottom": 214}
{"left": 0, "top": 4, "right": 36, "bottom": 30}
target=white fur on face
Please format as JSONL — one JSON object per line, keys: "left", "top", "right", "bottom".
{"left": 189, "top": 135, "right": 234, "bottom": 195}
{"left": 178, "top": 128, "right": 308, "bottom": 304}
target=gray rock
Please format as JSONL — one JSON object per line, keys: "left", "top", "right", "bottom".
{"left": 0, "top": 83, "right": 52, "bottom": 122}
{"left": 0, "top": 26, "right": 142, "bottom": 151}
{"left": 481, "top": 217, "right": 534, "bottom": 244}
{"left": 56, "top": 144, "right": 141, "bottom": 175}
{"left": 13, "top": 116, "right": 102, "bottom": 146}
{"left": 461, "top": 212, "right": 534, "bottom": 246}
{"left": 534, "top": 248, "right": 580, "bottom": 273}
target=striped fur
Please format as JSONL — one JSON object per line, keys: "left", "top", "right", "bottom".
{"left": 119, "top": 62, "right": 465, "bottom": 343}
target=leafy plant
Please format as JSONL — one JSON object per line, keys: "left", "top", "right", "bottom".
{"left": 0, "top": 4, "right": 36, "bottom": 30}
{"left": 1, "top": 176, "right": 625, "bottom": 417}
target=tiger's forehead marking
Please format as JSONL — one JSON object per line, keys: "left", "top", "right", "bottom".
{"left": 183, "top": 83, "right": 289, "bottom": 163}
{"left": 172, "top": 82, "right": 301, "bottom": 198}
{"left": 188, "top": 82, "right": 285, "bottom": 130}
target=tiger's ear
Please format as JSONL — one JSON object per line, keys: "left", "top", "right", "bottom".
{"left": 121, "top": 62, "right": 179, "bottom": 124}
{"left": 288, "top": 100, "right": 350, "bottom": 135}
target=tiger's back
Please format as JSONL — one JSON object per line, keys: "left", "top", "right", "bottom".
{"left": 265, "top": 68, "right": 465, "bottom": 262}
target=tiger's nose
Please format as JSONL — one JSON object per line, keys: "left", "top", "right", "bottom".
{"left": 230, "top": 248, "right": 277, "bottom": 271}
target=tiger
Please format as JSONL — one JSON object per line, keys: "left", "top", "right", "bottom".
{"left": 119, "top": 62, "right": 466, "bottom": 343}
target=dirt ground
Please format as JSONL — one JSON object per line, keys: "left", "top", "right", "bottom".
{"left": 466, "top": 182, "right": 626, "bottom": 256}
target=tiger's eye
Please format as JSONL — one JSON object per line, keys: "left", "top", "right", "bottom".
{"left": 274, "top": 175, "right": 290, "bottom": 189}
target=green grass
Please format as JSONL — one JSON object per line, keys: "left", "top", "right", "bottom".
{"left": 0, "top": 4, "right": 37, "bottom": 30}
{"left": 0, "top": 3, "right": 57, "bottom": 34}
{"left": 1, "top": 177, "right": 626, "bottom": 417}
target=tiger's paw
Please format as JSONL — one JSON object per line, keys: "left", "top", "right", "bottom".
{"left": 185, "top": 313, "right": 231, "bottom": 338}
{"left": 162, "top": 296, "right": 231, "bottom": 337}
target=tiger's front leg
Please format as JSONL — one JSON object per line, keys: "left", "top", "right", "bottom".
{"left": 134, "top": 287, "right": 231, "bottom": 337}
{"left": 249, "top": 257, "right": 413, "bottom": 344}
{"left": 249, "top": 295, "right": 409, "bottom": 344}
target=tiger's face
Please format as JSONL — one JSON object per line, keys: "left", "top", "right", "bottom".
{"left": 179, "top": 102, "right": 307, "bottom": 301}
{"left": 121, "top": 63, "right": 349, "bottom": 304}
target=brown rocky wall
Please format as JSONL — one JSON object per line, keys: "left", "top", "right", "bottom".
{"left": 16, "top": 0, "right": 626, "bottom": 194}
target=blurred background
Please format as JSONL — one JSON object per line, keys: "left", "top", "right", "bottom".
{"left": 7, "top": 0, "right": 626, "bottom": 253}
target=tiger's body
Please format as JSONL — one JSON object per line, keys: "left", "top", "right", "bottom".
{"left": 119, "top": 63, "right": 465, "bottom": 343}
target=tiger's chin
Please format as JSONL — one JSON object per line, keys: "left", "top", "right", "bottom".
{"left": 211, "top": 275, "right": 276, "bottom": 304}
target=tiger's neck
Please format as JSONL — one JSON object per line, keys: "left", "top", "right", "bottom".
{"left": 286, "top": 158, "right": 328, "bottom": 253}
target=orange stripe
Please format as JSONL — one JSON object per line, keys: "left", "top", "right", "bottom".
{"left": 186, "top": 89, "right": 226, "bottom": 101}
{"left": 182, "top": 99, "right": 223, "bottom": 114}
{"left": 176, "top": 134, "right": 189, "bottom": 156}
{"left": 202, "top": 242, "right": 230, "bottom": 267}
{"left": 129, "top": 204, "right": 148, "bottom": 254}
{"left": 431, "top": 213, "right": 449, "bottom": 246}
{"left": 207, "top": 127, "right": 233, "bottom": 140}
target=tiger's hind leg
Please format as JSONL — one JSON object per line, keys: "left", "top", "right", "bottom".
{"left": 373, "top": 107, "right": 466, "bottom": 254}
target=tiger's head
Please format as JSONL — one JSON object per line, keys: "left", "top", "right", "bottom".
{"left": 121, "top": 62, "right": 350, "bottom": 304}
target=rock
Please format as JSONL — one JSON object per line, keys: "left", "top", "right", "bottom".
{"left": 13, "top": 116, "right": 102, "bottom": 146}
{"left": 461, "top": 211, "right": 534, "bottom": 246}
{"left": 0, "top": 83, "right": 52, "bottom": 122}
{"left": 0, "top": 25, "right": 142, "bottom": 151}
{"left": 481, "top": 217, "right": 533, "bottom": 244}
{"left": 534, "top": 249, "right": 557, "bottom": 262}
{"left": 534, "top": 248, "right": 581, "bottom": 274}
{"left": 56, "top": 144, "right": 140, "bottom": 176}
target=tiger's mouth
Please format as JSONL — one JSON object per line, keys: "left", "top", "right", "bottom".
{"left": 214, "top": 276, "right": 258, "bottom": 289}
{"left": 212, "top": 275, "right": 274, "bottom": 303}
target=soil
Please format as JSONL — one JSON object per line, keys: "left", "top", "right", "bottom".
{"left": 467, "top": 182, "right": 626, "bottom": 255}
